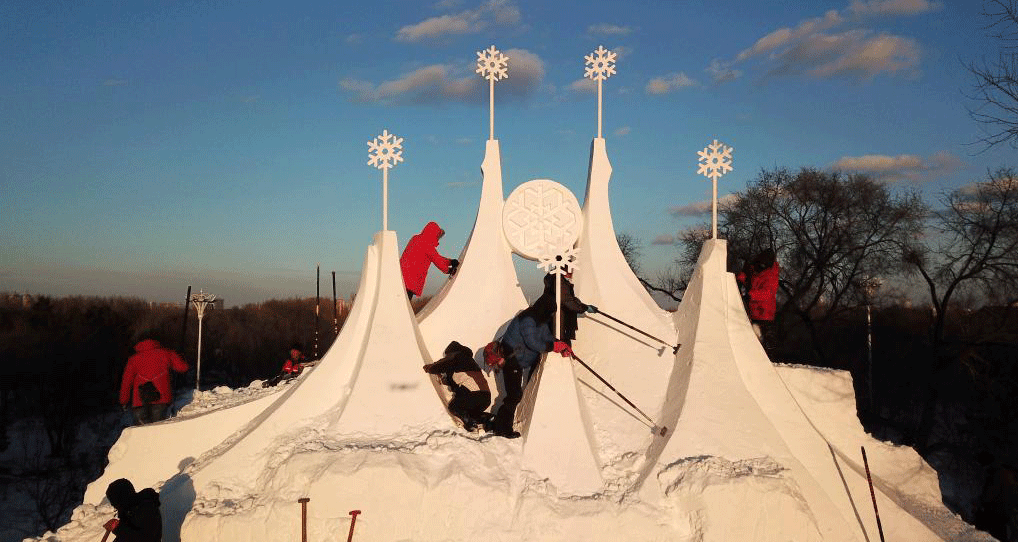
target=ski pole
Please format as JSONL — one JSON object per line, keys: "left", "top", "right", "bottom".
{"left": 100, "top": 518, "right": 116, "bottom": 542}
{"left": 861, "top": 446, "right": 886, "bottom": 542}
{"left": 594, "top": 309, "right": 680, "bottom": 354}
{"left": 298, "top": 497, "right": 309, "bottom": 542}
{"left": 346, "top": 510, "right": 361, "bottom": 542}
{"left": 100, "top": 527, "right": 113, "bottom": 542}
{"left": 569, "top": 352, "right": 667, "bottom": 436}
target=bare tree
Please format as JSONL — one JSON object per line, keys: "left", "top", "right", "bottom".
{"left": 616, "top": 232, "right": 642, "bottom": 274}
{"left": 694, "top": 168, "right": 926, "bottom": 362}
{"left": 967, "top": 0, "right": 1018, "bottom": 149}
{"left": 905, "top": 168, "right": 1018, "bottom": 346}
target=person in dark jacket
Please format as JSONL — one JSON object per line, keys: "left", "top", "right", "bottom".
{"left": 400, "top": 221, "right": 459, "bottom": 300}
{"left": 119, "top": 339, "right": 189, "bottom": 425}
{"left": 104, "top": 478, "right": 162, "bottom": 541}
{"left": 483, "top": 307, "right": 571, "bottom": 439}
{"left": 737, "top": 249, "right": 780, "bottom": 346}
{"left": 532, "top": 269, "right": 597, "bottom": 344}
{"left": 423, "top": 341, "right": 491, "bottom": 431}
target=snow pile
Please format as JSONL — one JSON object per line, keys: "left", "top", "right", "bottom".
{"left": 28, "top": 135, "right": 992, "bottom": 542}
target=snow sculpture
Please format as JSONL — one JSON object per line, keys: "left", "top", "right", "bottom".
{"left": 696, "top": 139, "right": 733, "bottom": 239}
{"left": 367, "top": 129, "right": 404, "bottom": 231}
{"left": 584, "top": 45, "right": 616, "bottom": 138}
{"left": 502, "top": 179, "right": 583, "bottom": 259}
{"left": 476, "top": 45, "right": 508, "bottom": 141}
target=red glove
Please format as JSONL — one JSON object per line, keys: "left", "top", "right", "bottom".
{"left": 552, "top": 341, "right": 573, "bottom": 357}
{"left": 104, "top": 518, "right": 119, "bottom": 531}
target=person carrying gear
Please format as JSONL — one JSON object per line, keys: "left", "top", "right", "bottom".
{"left": 263, "top": 344, "right": 312, "bottom": 387}
{"left": 532, "top": 268, "right": 597, "bottom": 345}
{"left": 104, "top": 478, "right": 162, "bottom": 541}
{"left": 423, "top": 341, "right": 491, "bottom": 431}
{"left": 400, "top": 221, "right": 459, "bottom": 300}
{"left": 119, "top": 339, "right": 189, "bottom": 425}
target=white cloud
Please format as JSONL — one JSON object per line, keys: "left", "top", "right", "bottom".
{"left": 651, "top": 234, "right": 675, "bottom": 245}
{"left": 103, "top": 79, "right": 128, "bottom": 86}
{"left": 345, "top": 33, "right": 362, "bottom": 44}
{"left": 721, "top": 2, "right": 931, "bottom": 83}
{"left": 612, "top": 45, "right": 633, "bottom": 61}
{"left": 340, "top": 48, "right": 544, "bottom": 105}
{"left": 668, "top": 194, "right": 739, "bottom": 216}
{"left": 241, "top": 95, "right": 259, "bottom": 103}
{"left": 395, "top": 0, "right": 521, "bottom": 42}
{"left": 646, "top": 72, "right": 697, "bottom": 94}
{"left": 831, "top": 150, "right": 961, "bottom": 181}
{"left": 614, "top": 126, "right": 631, "bottom": 137}
{"left": 568, "top": 78, "right": 596, "bottom": 93}
{"left": 849, "top": 0, "right": 942, "bottom": 16}
{"left": 587, "top": 23, "right": 633, "bottom": 36}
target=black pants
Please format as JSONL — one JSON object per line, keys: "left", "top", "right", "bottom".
{"left": 132, "top": 403, "right": 168, "bottom": 425}
{"left": 491, "top": 357, "right": 523, "bottom": 433}
{"left": 449, "top": 390, "right": 491, "bottom": 423}
{"left": 407, "top": 289, "right": 415, "bottom": 300}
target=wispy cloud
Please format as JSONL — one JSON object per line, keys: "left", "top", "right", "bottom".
{"left": 651, "top": 234, "right": 675, "bottom": 245}
{"left": 832, "top": 150, "right": 961, "bottom": 181}
{"left": 340, "top": 48, "right": 544, "bottom": 105}
{"left": 668, "top": 194, "right": 739, "bottom": 216}
{"left": 241, "top": 95, "right": 259, "bottom": 103}
{"left": 714, "top": 1, "right": 931, "bottom": 83}
{"left": 103, "top": 79, "right": 128, "bottom": 86}
{"left": 614, "top": 126, "right": 631, "bottom": 137}
{"left": 568, "top": 78, "right": 596, "bottom": 93}
{"left": 395, "top": 0, "right": 521, "bottom": 42}
{"left": 587, "top": 23, "right": 633, "bottom": 36}
{"left": 345, "top": 33, "right": 363, "bottom": 44}
{"left": 848, "top": 0, "right": 942, "bottom": 17}
{"left": 646, "top": 72, "right": 697, "bottom": 94}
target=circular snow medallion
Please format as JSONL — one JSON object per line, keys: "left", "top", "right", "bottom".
{"left": 502, "top": 179, "right": 583, "bottom": 261}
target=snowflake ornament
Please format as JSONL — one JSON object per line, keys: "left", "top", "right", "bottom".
{"left": 696, "top": 139, "right": 734, "bottom": 181}
{"left": 476, "top": 45, "right": 509, "bottom": 81}
{"left": 584, "top": 45, "right": 617, "bottom": 81}
{"left": 537, "top": 246, "right": 580, "bottom": 276}
{"left": 367, "top": 130, "right": 404, "bottom": 170}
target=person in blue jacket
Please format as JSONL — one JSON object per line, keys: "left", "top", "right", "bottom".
{"left": 483, "top": 305, "right": 571, "bottom": 438}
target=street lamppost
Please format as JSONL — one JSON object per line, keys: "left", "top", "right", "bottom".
{"left": 190, "top": 289, "right": 216, "bottom": 392}
{"left": 864, "top": 278, "right": 882, "bottom": 412}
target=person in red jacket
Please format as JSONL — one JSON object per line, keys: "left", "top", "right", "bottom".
{"left": 737, "top": 249, "right": 781, "bottom": 346}
{"left": 119, "top": 338, "right": 189, "bottom": 425}
{"left": 400, "top": 221, "right": 458, "bottom": 300}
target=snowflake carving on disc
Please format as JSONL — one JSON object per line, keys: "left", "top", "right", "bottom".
{"left": 476, "top": 45, "right": 509, "bottom": 81}
{"left": 696, "top": 139, "right": 734, "bottom": 181}
{"left": 502, "top": 179, "right": 584, "bottom": 261}
{"left": 367, "top": 130, "right": 404, "bottom": 171}
{"left": 584, "top": 45, "right": 617, "bottom": 81}
{"left": 537, "top": 246, "right": 580, "bottom": 276}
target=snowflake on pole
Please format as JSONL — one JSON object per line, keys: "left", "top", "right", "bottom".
{"left": 584, "top": 45, "right": 617, "bottom": 81}
{"left": 367, "top": 130, "right": 404, "bottom": 170}
{"left": 696, "top": 139, "right": 734, "bottom": 181}
{"left": 537, "top": 246, "right": 579, "bottom": 276}
{"left": 476, "top": 45, "right": 509, "bottom": 81}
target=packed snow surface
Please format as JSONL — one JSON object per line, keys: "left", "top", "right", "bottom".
{"left": 30, "top": 138, "right": 991, "bottom": 541}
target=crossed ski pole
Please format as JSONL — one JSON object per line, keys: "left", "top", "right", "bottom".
{"left": 566, "top": 351, "right": 668, "bottom": 436}
{"left": 594, "top": 309, "right": 680, "bottom": 355}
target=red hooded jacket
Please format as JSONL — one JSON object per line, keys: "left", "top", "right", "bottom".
{"left": 738, "top": 262, "right": 780, "bottom": 322}
{"left": 119, "top": 339, "right": 189, "bottom": 407}
{"left": 400, "top": 221, "right": 452, "bottom": 296}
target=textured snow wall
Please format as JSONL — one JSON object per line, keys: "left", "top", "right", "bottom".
{"left": 572, "top": 137, "right": 678, "bottom": 466}
{"left": 184, "top": 231, "right": 450, "bottom": 499}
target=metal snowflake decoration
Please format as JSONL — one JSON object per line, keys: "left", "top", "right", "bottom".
{"left": 537, "top": 246, "right": 580, "bottom": 276}
{"left": 584, "top": 45, "right": 617, "bottom": 81}
{"left": 367, "top": 130, "right": 404, "bottom": 170}
{"left": 476, "top": 45, "right": 509, "bottom": 81}
{"left": 696, "top": 139, "right": 734, "bottom": 181}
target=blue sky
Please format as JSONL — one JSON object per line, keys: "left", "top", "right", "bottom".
{"left": 2, "top": 0, "right": 1014, "bottom": 306}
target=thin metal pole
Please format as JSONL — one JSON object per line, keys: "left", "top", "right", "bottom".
{"left": 861, "top": 446, "right": 886, "bottom": 542}
{"left": 867, "top": 303, "right": 874, "bottom": 411}
{"left": 596, "top": 309, "right": 680, "bottom": 353}
{"left": 570, "top": 352, "right": 667, "bottom": 436}
{"left": 346, "top": 510, "right": 361, "bottom": 542}
{"left": 298, "top": 497, "right": 309, "bottom": 542}
{"left": 555, "top": 273, "right": 562, "bottom": 339}
{"left": 196, "top": 315, "right": 203, "bottom": 391}
{"left": 489, "top": 79, "right": 494, "bottom": 140}
{"left": 382, "top": 168, "right": 388, "bottom": 231}
{"left": 597, "top": 80, "right": 603, "bottom": 138}
{"left": 712, "top": 177, "right": 718, "bottom": 239}
{"left": 315, "top": 264, "right": 320, "bottom": 360}
{"left": 332, "top": 271, "right": 339, "bottom": 337}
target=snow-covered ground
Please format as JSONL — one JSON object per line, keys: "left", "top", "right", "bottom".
{"left": 25, "top": 136, "right": 995, "bottom": 541}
